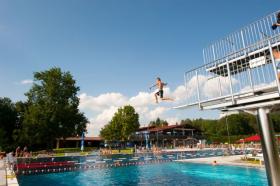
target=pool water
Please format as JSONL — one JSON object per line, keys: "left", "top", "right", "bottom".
{"left": 18, "top": 162, "right": 268, "bottom": 186}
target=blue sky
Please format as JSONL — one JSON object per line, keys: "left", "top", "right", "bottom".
{"left": 0, "top": 0, "right": 279, "bottom": 136}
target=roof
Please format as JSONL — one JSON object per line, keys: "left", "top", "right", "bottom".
{"left": 137, "top": 126, "right": 156, "bottom": 131}
{"left": 58, "top": 137, "right": 103, "bottom": 141}
{"left": 139, "top": 124, "right": 195, "bottom": 132}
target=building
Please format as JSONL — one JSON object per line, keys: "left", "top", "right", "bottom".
{"left": 131, "top": 124, "right": 202, "bottom": 148}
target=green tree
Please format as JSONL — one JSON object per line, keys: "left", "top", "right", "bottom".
{"left": 270, "top": 111, "right": 280, "bottom": 132}
{"left": 0, "top": 97, "right": 18, "bottom": 151}
{"left": 149, "top": 117, "right": 168, "bottom": 127}
{"left": 22, "top": 67, "right": 88, "bottom": 149}
{"left": 100, "top": 105, "right": 139, "bottom": 142}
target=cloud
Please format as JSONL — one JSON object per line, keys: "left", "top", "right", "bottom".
{"left": 20, "top": 79, "right": 33, "bottom": 85}
{"left": 146, "top": 106, "right": 168, "bottom": 120}
{"left": 79, "top": 80, "right": 222, "bottom": 137}
{"left": 79, "top": 87, "right": 178, "bottom": 136}
{"left": 79, "top": 93, "right": 127, "bottom": 111}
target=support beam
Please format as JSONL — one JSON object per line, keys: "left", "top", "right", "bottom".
{"left": 257, "top": 108, "right": 280, "bottom": 186}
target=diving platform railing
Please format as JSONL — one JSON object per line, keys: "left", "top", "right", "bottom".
{"left": 203, "top": 10, "right": 280, "bottom": 65}
{"left": 176, "top": 10, "right": 280, "bottom": 186}
{"left": 176, "top": 34, "right": 280, "bottom": 110}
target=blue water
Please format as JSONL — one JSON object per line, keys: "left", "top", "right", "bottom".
{"left": 18, "top": 162, "right": 268, "bottom": 186}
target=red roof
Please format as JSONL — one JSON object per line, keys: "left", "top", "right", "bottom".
{"left": 58, "top": 137, "right": 103, "bottom": 141}
{"left": 137, "top": 126, "right": 156, "bottom": 131}
{"left": 148, "top": 125, "right": 179, "bottom": 132}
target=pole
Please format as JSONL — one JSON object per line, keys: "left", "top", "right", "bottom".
{"left": 257, "top": 107, "right": 280, "bottom": 186}
{"left": 226, "top": 117, "right": 231, "bottom": 149}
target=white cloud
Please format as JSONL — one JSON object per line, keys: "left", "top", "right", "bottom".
{"left": 79, "top": 93, "right": 127, "bottom": 111}
{"left": 20, "top": 79, "right": 33, "bottom": 85}
{"left": 145, "top": 106, "right": 168, "bottom": 122}
{"left": 166, "top": 117, "right": 181, "bottom": 125}
{"left": 80, "top": 80, "right": 223, "bottom": 137}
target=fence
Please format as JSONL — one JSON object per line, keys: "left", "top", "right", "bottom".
{"left": 203, "top": 10, "right": 280, "bottom": 65}
{"left": 182, "top": 32, "right": 280, "bottom": 109}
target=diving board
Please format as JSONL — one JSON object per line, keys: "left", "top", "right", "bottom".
{"left": 175, "top": 10, "right": 280, "bottom": 186}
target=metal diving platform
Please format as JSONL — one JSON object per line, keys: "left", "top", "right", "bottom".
{"left": 175, "top": 10, "right": 280, "bottom": 186}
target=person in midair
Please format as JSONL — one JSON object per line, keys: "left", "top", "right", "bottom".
{"left": 272, "top": 47, "right": 280, "bottom": 81}
{"left": 150, "top": 77, "right": 174, "bottom": 103}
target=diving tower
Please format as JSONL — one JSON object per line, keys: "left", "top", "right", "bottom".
{"left": 176, "top": 10, "right": 280, "bottom": 186}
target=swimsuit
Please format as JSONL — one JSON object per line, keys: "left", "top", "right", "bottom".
{"left": 156, "top": 90, "right": 163, "bottom": 98}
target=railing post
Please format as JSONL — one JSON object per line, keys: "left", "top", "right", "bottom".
{"left": 212, "top": 45, "right": 216, "bottom": 61}
{"left": 226, "top": 59, "right": 235, "bottom": 104}
{"left": 240, "top": 30, "right": 246, "bottom": 49}
{"left": 268, "top": 41, "right": 280, "bottom": 95}
{"left": 218, "top": 77, "right": 222, "bottom": 96}
{"left": 195, "top": 70, "right": 201, "bottom": 109}
{"left": 247, "top": 67, "right": 255, "bottom": 93}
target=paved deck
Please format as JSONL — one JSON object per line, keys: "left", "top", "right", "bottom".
{"left": 176, "top": 155, "right": 264, "bottom": 168}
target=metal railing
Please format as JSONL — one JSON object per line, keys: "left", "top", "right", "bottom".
{"left": 183, "top": 35, "right": 280, "bottom": 109}
{"left": 203, "top": 10, "right": 280, "bottom": 65}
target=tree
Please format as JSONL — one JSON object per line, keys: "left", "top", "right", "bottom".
{"left": 100, "top": 105, "right": 139, "bottom": 142}
{"left": 0, "top": 97, "right": 18, "bottom": 151}
{"left": 22, "top": 67, "right": 88, "bottom": 149}
{"left": 149, "top": 117, "right": 168, "bottom": 127}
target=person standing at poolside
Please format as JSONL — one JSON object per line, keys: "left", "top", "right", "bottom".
{"left": 15, "top": 146, "right": 21, "bottom": 157}
{"left": 150, "top": 77, "right": 174, "bottom": 103}
{"left": 272, "top": 47, "right": 280, "bottom": 81}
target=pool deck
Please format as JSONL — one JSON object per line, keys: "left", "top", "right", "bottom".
{"left": 176, "top": 155, "right": 265, "bottom": 168}
{"left": 0, "top": 159, "right": 19, "bottom": 186}
{"left": 0, "top": 160, "right": 6, "bottom": 186}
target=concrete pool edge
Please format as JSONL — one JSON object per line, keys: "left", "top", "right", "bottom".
{"left": 0, "top": 159, "right": 19, "bottom": 186}
{"left": 176, "top": 155, "right": 265, "bottom": 169}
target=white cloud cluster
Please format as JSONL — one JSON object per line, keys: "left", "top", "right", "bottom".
{"left": 80, "top": 74, "right": 231, "bottom": 136}
{"left": 79, "top": 87, "right": 179, "bottom": 136}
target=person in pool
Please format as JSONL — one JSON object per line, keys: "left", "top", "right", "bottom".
{"left": 272, "top": 47, "right": 280, "bottom": 81}
{"left": 150, "top": 77, "right": 174, "bottom": 103}
{"left": 212, "top": 160, "right": 218, "bottom": 166}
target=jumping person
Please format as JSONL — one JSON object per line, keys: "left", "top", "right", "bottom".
{"left": 272, "top": 47, "right": 280, "bottom": 81}
{"left": 272, "top": 12, "right": 280, "bottom": 30}
{"left": 150, "top": 77, "right": 174, "bottom": 103}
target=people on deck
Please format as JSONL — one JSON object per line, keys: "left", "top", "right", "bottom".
{"left": 7, "top": 151, "right": 15, "bottom": 170}
{"left": 272, "top": 12, "right": 280, "bottom": 30}
{"left": 150, "top": 77, "right": 174, "bottom": 103}
{"left": 272, "top": 47, "right": 280, "bottom": 81}
{"left": 15, "top": 146, "right": 21, "bottom": 157}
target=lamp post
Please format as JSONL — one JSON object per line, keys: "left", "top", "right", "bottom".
{"left": 81, "top": 131, "right": 85, "bottom": 152}
{"left": 226, "top": 117, "right": 231, "bottom": 150}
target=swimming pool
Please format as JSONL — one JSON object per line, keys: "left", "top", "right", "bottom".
{"left": 18, "top": 162, "right": 267, "bottom": 186}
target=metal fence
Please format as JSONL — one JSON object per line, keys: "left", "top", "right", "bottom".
{"left": 203, "top": 10, "right": 280, "bottom": 65}
{"left": 183, "top": 35, "right": 280, "bottom": 109}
